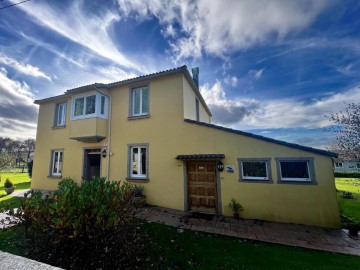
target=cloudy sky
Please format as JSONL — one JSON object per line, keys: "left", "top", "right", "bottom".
{"left": 0, "top": 0, "right": 359, "bottom": 149}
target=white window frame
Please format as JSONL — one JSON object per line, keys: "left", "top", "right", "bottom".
{"left": 127, "top": 144, "right": 149, "bottom": 180}
{"left": 275, "top": 157, "right": 317, "bottom": 184}
{"left": 71, "top": 92, "right": 108, "bottom": 120}
{"left": 237, "top": 158, "right": 272, "bottom": 182}
{"left": 335, "top": 162, "right": 343, "bottom": 168}
{"left": 130, "top": 86, "right": 149, "bottom": 117}
{"left": 55, "top": 103, "right": 66, "bottom": 127}
{"left": 51, "top": 150, "right": 63, "bottom": 177}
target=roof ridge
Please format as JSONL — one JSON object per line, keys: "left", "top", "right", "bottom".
{"left": 184, "top": 119, "right": 338, "bottom": 158}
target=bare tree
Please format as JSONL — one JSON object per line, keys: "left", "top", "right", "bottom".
{"left": 328, "top": 103, "right": 360, "bottom": 160}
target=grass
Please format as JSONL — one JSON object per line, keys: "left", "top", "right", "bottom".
{"left": 0, "top": 172, "right": 31, "bottom": 209}
{"left": 0, "top": 222, "right": 359, "bottom": 270}
{"left": 335, "top": 177, "right": 360, "bottom": 221}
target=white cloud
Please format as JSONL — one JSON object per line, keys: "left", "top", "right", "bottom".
{"left": 0, "top": 54, "right": 52, "bottom": 81}
{"left": 0, "top": 68, "right": 37, "bottom": 138}
{"left": 223, "top": 75, "right": 239, "bottom": 87}
{"left": 248, "top": 69, "right": 264, "bottom": 80}
{"left": 13, "top": 0, "right": 142, "bottom": 72}
{"left": 200, "top": 80, "right": 360, "bottom": 130}
{"left": 116, "top": 0, "right": 330, "bottom": 61}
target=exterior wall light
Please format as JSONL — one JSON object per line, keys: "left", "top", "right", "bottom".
{"left": 217, "top": 161, "right": 224, "bottom": 172}
{"left": 101, "top": 149, "right": 107, "bottom": 158}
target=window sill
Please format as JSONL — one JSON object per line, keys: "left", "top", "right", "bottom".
{"left": 126, "top": 177, "right": 149, "bottom": 183}
{"left": 47, "top": 175, "right": 62, "bottom": 179}
{"left": 51, "top": 125, "right": 66, "bottom": 130}
{"left": 277, "top": 180, "right": 318, "bottom": 185}
{"left": 128, "top": 114, "right": 150, "bottom": 120}
{"left": 239, "top": 179, "right": 273, "bottom": 184}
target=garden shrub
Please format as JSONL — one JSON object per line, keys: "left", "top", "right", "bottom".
{"left": 334, "top": 172, "right": 360, "bottom": 178}
{"left": 13, "top": 178, "right": 149, "bottom": 269}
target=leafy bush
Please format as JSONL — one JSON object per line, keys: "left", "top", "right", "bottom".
{"left": 10, "top": 178, "right": 149, "bottom": 269}
{"left": 334, "top": 172, "right": 360, "bottom": 178}
{"left": 4, "top": 178, "right": 13, "bottom": 188}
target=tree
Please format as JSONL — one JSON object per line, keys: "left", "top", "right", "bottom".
{"left": 328, "top": 103, "right": 360, "bottom": 161}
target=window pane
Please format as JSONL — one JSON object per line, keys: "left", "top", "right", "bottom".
{"left": 101, "top": 96, "right": 105, "bottom": 115}
{"left": 85, "top": 95, "right": 96, "bottom": 114}
{"left": 280, "top": 161, "right": 309, "bottom": 179}
{"left": 133, "top": 90, "right": 141, "bottom": 115}
{"left": 74, "top": 98, "right": 84, "bottom": 116}
{"left": 132, "top": 147, "right": 138, "bottom": 175}
{"left": 242, "top": 161, "right": 267, "bottom": 178}
{"left": 58, "top": 152, "right": 63, "bottom": 174}
{"left": 141, "top": 147, "right": 146, "bottom": 174}
{"left": 141, "top": 88, "right": 149, "bottom": 114}
{"left": 53, "top": 152, "right": 59, "bottom": 174}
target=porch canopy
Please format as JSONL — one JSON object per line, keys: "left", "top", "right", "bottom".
{"left": 175, "top": 154, "right": 225, "bottom": 160}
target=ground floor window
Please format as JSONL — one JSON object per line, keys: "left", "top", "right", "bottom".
{"left": 51, "top": 150, "right": 63, "bottom": 176}
{"left": 275, "top": 157, "right": 316, "bottom": 184}
{"left": 237, "top": 158, "right": 272, "bottom": 182}
{"left": 128, "top": 144, "right": 149, "bottom": 180}
{"left": 335, "top": 162, "right": 343, "bottom": 168}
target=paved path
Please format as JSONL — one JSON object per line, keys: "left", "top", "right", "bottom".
{"left": 0, "top": 251, "right": 62, "bottom": 270}
{"left": 138, "top": 206, "right": 360, "bottom": 256}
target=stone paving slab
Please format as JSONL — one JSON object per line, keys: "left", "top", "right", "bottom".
{"left": 0, "top": 251, "right": 62, "bottom": 270}
{"left": 138, "top": 206, "right": 360, "bottom": 256}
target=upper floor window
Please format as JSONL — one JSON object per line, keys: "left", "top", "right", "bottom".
{"left": 54, "top": 103, "right": 66, "bottom": 127}
{"left": 71, "top": 93, "right": 108, "bottom": 120}
{"left": 130, "top": 86, "right": 149, "bottom": 117}
{"left": 195, "top": 98, "right": 200, "bottom": 121}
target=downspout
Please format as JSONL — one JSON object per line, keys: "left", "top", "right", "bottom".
{"left": 95, "top": 88, "right": 112, "bottom": 181}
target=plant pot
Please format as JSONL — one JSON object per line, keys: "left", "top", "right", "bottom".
{"left": 5, "top": 186, "right": 15, "bottom": 195}
{"left": 348, "top": 228, "right": 359, "bottom": 236}
{"left": 233, "top": 212, "right": 240, "bottom": 219}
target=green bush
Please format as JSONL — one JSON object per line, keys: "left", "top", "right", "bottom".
{"left": 334, "top": 172, "right": 360, "bottom": 178}
{"left": 4, "top": 178, "right": 13, "bottom": 188}
{"left": 27, "top": 160, "right": 33, "bottom": 178}
{"left": 13, "top": 178, "right": 149, "bottom": 269}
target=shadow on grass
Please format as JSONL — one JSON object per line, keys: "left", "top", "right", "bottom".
{"left": 0, "top": 196, "right": 22, "bottom": 209}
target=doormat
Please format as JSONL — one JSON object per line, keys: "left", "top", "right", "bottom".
{"left": 189, "top": 212, "right": 214, "bottom": 221}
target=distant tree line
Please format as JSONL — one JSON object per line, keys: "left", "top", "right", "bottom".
{"left": 0, "top": 137, "right": 35, "bottom": 172}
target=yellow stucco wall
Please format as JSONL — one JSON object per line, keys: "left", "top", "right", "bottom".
{"left": 182, "top": 76, "right": 211, "bottom": 123}
{"left": 32, "top": 72, "right": 340, "bottom": 228}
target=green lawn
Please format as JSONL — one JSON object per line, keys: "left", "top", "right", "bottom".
{"left": 1, "top": 222, "right": 359, "bottom": 270}
{"left": 336, "top": 177, "right": 360, "bottom": 221}
{"left": 0, "top": 172, "right": 31, "bottom": 209}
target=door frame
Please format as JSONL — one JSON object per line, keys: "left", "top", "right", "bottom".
{"left": 82, "top": 147, "right": 102, "bottom": 180}
{"left": 183, "top": 160, "right": 222, "bottom": 215}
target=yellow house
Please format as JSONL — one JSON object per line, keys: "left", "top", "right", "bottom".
{"left": 32, "top": 66, "right": 340, "bottom": 228}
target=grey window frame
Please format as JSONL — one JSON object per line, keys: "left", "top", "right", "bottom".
{"left": 127, "top": 143, "right": 149, "bottom": 181}
{"left": 54, "top": 103, "right": 67, "bottom": 127}
{"left": 129, "top": 85, "right": 150, "bottom": 119}
{"left": 237, "top": 158, "right": 272, "bottom": 183}
{"left": 275, "top": 157, "right": 317, "bottom": 185}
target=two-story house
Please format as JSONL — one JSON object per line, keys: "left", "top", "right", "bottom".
{"left": 32, "top": 66, "right": 340, "bottom": 228}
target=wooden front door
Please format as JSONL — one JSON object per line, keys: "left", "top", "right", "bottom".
{"left": 187, "top": 161, "right": 217, "bottom": 213}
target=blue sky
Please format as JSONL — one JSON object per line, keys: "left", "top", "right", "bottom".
{"left": 0, "top": 0, "right": 359, "bottom": 149}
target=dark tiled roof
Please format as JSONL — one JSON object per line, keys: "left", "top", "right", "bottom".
{"left": 176, "top": 154, "right": 225, "bottom": 160}
{"left": 184, "top": 119, "right": 338, "bottom": 158}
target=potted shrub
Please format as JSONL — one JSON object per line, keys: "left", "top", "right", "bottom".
{"left": 342, "top": 215, "right": 360, "bottom": 236}
{"left": 4, "top": 178, "right": 15, "bottom": 195}
{"left": 132, "top": 185, "right": 146, "bottom": 206}
{"left": 228, "top": 198, "right": 244, "bottom": 219}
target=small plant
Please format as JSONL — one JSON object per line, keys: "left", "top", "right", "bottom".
{"left": 4, "top": 178, "right": 15, "bottom": 195}
{"left": 341, "top": 215, "right": 360, "bottom": 236}
{"left": 134, "top": 185, "right": 144, "bottom": 197}
{"left": 341, "top": 191, "right": 354, "bottom": 199}
{"left": 4, "top": 178, "right": 13, "bottom": 188}
{"left": 228, "top": 198, "right": 244, "bottom": 219}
